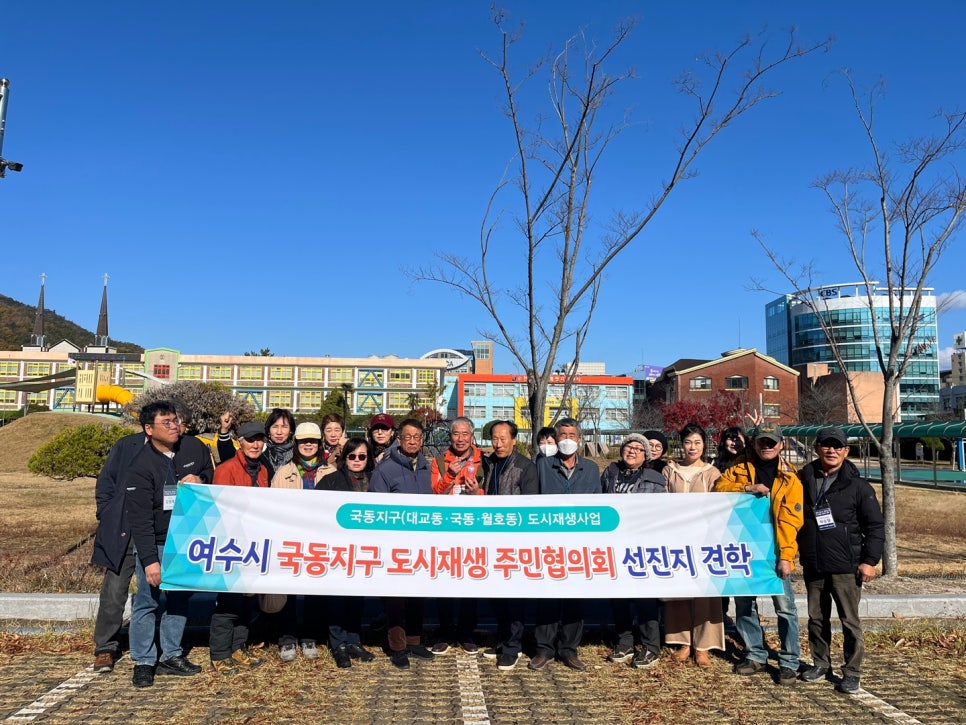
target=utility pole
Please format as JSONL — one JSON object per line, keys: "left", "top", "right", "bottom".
{"left": 0, "top": 78, "right": 25, "bottom": 178}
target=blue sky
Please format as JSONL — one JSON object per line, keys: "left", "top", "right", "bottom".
{"left": 2, "top": 1, "right": 965, "bottom": 374}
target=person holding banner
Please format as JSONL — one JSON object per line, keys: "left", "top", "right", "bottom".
{"left": 714, "top": 422, "right": 804, "bottom": 686}
{"left": 369, "top": 418, "right": 435, "bottom": 669}
{"left": 662, "top": 422, "right": 724, "bottom": 667}
{"left": 530, "top": 418, "right": 601, "bottom": 672}
{"left": 481, "top": 420, "right": 538, "bottom": 671}
{"left": 315, "top": 437, "right": 378, "bottom": 668}
{"left": 602, "top": 433, "right": 667, "bottom": 669}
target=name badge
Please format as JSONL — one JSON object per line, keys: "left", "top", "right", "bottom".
{"left": 163, "top": 484, "right": 178, "bottom": 511}
{"left": 815, "top": 506, "right": 835, "bottom": 530}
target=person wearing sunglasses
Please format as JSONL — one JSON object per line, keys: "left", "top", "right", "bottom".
{"left": 715, "top": 422, "right": 804, "bottom": 686}
{"left": 796, "top": 427, "right": 884, "bottom": 694}
{"left": 313, "top": 437, "right": 378, "bottom": 668}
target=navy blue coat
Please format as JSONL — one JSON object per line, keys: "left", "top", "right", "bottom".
{"left": 91, "top": 432, "right": 147, "bottom": 573}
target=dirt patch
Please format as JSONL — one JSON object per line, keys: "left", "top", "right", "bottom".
{"left": 0, "top": 411, "right": 135, "bottom": 474}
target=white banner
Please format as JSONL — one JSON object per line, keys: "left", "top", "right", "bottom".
{"left": 161, "top": 484, "right": 784, "bottom": 598}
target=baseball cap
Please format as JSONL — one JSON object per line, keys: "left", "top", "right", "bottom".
{"left": 237, "top": 421, "right": 266, "bottom": 440}
{"left": 369, "top": 413, "right": 395, "bottom": 429}
{"left": 753, "top": 422, "right": 783, "bottom": 443}
{"left": 293, "top": 422, "right": 322, "bottom": 440}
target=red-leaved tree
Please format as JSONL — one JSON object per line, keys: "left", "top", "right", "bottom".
{"left": 661, "top": 392, "right": 744, "bottom": 436}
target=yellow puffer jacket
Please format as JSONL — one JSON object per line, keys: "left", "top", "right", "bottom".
{"left": 714, "top": 453, "right": 804, "bottom": 563}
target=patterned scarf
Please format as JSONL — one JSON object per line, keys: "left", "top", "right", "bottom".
{"left": 296, "top": 456, "right": 322, "bottom": 489}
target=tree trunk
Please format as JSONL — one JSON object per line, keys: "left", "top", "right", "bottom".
{"left": 879, "top": 379, "right": 898, "bottom": 577}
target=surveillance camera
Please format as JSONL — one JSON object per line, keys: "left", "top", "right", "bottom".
{"left": 5, "top": 161, "right": 23, "bottom": 172}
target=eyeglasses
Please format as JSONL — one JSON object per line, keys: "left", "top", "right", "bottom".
{"left": 818, "top": 441, "right": 847, "bottom": 450}
{"left": 346, "top": 453, "right": 368, "bottom": 461}
{"left": 400, "top": 433, "right": 423, "bottom": 441}
{"left": 152, "top": 417, "right": 181, "bottom": 429}
{"left": 623, "top": 446, "right": 646, "bottom": 453}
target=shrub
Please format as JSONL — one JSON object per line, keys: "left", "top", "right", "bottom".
{"left": 28, "top": 424, "right": 131, "bottom": 480}
{"left": 123, "top": 381, "right": 256, "bottom": 434}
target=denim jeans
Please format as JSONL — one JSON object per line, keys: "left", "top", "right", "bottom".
{"left": 734, "top": 574, "right": 800, "bottom": 670}
{"left": 130, "top": 544, "right": 190, "bottom": 666}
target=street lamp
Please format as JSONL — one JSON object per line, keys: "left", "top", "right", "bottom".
{"left": 0, "top": 79, "right": 25, "bottom": 178}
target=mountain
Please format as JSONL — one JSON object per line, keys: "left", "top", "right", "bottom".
{"left": 0, "top": 293, "right": 143, "bottom": 353}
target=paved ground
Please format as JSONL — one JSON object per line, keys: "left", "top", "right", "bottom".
{"left": 2, "top": 633, "right": 964, "bottom": 724}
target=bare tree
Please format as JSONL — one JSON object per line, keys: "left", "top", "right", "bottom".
{"left": 756, "top": 72, "right": 966, "bottom": 576}
{"left": 411, "top": 11, "right": 829, "bottom": 432}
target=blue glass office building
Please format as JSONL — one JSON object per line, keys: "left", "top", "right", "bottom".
{"left": 765, "top": 283, "right": 939, "bottom": 421}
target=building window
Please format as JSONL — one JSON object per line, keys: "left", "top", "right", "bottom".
{"left": 238, "top": 390, "right": 263, "bottom": 411}
{"left": 0, "top": 390, "right": 16, "bottom": 404}
{"left": 268, "top": 367, "right": 294, "bottom": 381}
{"left": 300, "top": 367, "right": 324, "bottom": 382}
{"left": 328, "top": 367, "right": 353, "bottom": 384}
{"left": 0, "top": 362, "right": 19, "bottom": 376}
{"left": 492, "top": 406, "right": 515, "bottom": 419}
{"left": 209, "top": 365, "right": 233, "bottom": 381}
{"left": 605, "top": 408, "right": 630, "bottom": 423}
{"left": 763, "top": 403, "right": 780, "bottom": 418}
{"left": 298, "top": 391, "right": 323, "bottom": 411}
{"left": 389, "top": 369, "right": 412, "bottom": 384}
{"left": 604, "top": 386, "right": 628, "bottom": 399}
{"left": 239, "top": 365, "right": 263, "bottom": 382}
{"left": 463, "top": 383, "right": 487, "bottom": 397}
{"left": 268, "top": 390, "right": 293, "bottom": 408}
{"left": 25, "top": 363, "right": 51, "bottom": 377}
{"left": 547, "top": 384, "right": 565, "bottom": 397}
{"left": 492, "top": 384, "right": 516, "bottom": 397}
{"left": 417, "top": 369, "right": 437, "bottom": 384}
{"left": 725, "top": 376, "right": 749, "bottom": 390}
{"left": 178, "top": 364, "right": 202, "bottom": 380}
{"left": 387, "top": 392, "right": 410, "bottom": 410}
{"left": 579, "top": 407, "right": 600, "bottom": 421}
{"left": 472, "top": 342, "right": 490, "bottom": 360}
{"left": 763, "top": 376, "right": 779, "bottom": 390}
{"left": 690, "top": 376, "right": 712, "bottom": 391}
{"left": 153, "top": 364, "right": 171, "bottom": 379}
{"left": 358, "top": 369, "right": 384, "bottom": 388}
{"left": 465, "top": 405, "right": 487, "bottom": 420}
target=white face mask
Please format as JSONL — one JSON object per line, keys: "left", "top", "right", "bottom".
{"left": 557, "top": 439, "right": 579, "bottom": 456}
{"left": 538, "top": 443, "right": 558, "bottom": 457}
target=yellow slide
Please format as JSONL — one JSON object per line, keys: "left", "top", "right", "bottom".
{"left": 96, "top": 384, "right": 134, "bottom": 406}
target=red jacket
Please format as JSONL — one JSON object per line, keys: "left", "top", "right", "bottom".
{"left": 213, "top": 448, "right": 269, "bottom": 487}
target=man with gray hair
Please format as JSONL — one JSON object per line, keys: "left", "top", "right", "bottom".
{"left": 530, "top": 417, "right": 600, "bottom": 672}
{"left": 430, "top": 416, "right": 483, "bottom": 654}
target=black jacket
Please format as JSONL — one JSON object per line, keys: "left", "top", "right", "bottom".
{"left": 315, "top": 468, "right": 369, "bottom": 492}
{"left": 600, "top": 462, "right": 668, "bottom": 494}
{"left": 482, "top": 451, "right": 538, "bottom": 496}
{"left": 126, "top": 435, "right": 213, "bottom": 569}
{"left": 91, "top": 432, "right": 148, "bottom": 573}
{"left": 797, "top": 459, "right": 884, "bottom": 574}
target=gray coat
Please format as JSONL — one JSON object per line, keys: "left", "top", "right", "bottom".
{"left": 482, "top": 450, "right": 538, "bottom": 496}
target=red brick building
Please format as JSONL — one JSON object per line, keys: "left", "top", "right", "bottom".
{"left": 649, "top": 348, "right": 799, "bottom": 424}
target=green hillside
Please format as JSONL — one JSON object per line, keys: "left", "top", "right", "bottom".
{"left": 0, "top": 293, "right": 142, "bottom": 353}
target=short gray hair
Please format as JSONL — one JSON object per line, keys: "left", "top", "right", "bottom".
{"left": 451, "top": 416, "right": 475, "bottom": 433}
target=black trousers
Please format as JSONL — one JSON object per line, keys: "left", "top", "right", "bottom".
{"left": 534, "top": 599, "right": 583, "bottom": 658}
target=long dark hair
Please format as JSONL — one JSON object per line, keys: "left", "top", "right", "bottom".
{"left": 679, "top": 422, "right": 708, "bottom": 462}
{"left": 339, "top": 437, "right": 373, "bottom": 476}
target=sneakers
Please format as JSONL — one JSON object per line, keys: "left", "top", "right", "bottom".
{"left": 132, "top": 664, "right": 155, "bottom": 688}
{"left": 333, "top": 644, "right": 352, "bottom": 669}
{"left": 527, "top": 652, "right": 552, "bottom": 671}
{"left": 609, "top": 645, "right": 635, "bottom": 664}
{"left": 230, "top": 648, "right": 263, "bottom": 670}
{"left": 497, "top": 652, "right": 521, "bottom": 671}
{"left": 431, "top": 642, "right": 452, "bottom": 655}
{"left": 482, "top": 647, "right": 500, "bottom": 660}
{"left": 734, "top": 658, "right": 766, "bottom": 676}
{"left": 156, "top": 655, "right": 202, "bottom": 676}
{"left": 632, "top": 649, "right": 660, "bottom": 669}
{"left": 93, "top": 651, "right": 115, "bottom": 673}
{"left": 279, "top": 643, "right": 298, "bottom": 662}
{"left": 300, "top": 640, "right": 319, "bottom": 660}
{"left": 407, "top": 644, "right": 435, "bottom": 661}
{"left": 460, "top": 642, "right": 479, "bottom": 654}
{"left": 779, "top": 666, "right": 798, "bottom": 685}
{"left": 837, "top": 674, "right": 861, "bottom": 694}
{"left": 210, "top": 658, "right": 239, "bottom": 677}
{"left": 345, "top": 643, "right": 375, "bottom": 662}
{"left": 390, "top": 650, "right": 410, "bottom": 669}
{"left": 800, "top": 664, "right": 829, "bottom": 683}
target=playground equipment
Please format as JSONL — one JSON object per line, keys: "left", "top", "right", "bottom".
{"left": 95, "top": 383, "right": 133, "bottom": 406}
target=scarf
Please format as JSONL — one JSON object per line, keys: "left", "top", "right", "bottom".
{"left": 296, "top": 456, "right": 322, "bottom": 489}
{"left": 245, "top": 457, "right": 262, "bottom": 487}
{"left": 756, "top": 456, "right": 780, "bottom": 491}
{"left": 347, "top": 470, "right": 369, "bottom": 493}
{"left": 265, "top": 439, "right": 294, "bottom": 472}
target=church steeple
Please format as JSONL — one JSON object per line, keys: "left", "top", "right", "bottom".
{"left": 95, "top": 273, "right": 109, "bottom": 348}
{"left": 29, "top": 272, "right": 47, "bottom": 350}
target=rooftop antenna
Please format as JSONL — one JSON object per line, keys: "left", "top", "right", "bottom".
{"left": 0, "top": 79, "right": 25, "bottom": 178}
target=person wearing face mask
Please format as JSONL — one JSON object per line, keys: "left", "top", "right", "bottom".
{"left": 530, "top": 418, "right": 600, "bottom": 672}
{"left": 601, "top": 433, "right": 667, "bottom": 669}
{"left": 314, "top": 437, "right": 378, "bottom": 668}
{"left": 480, "top": 420, "right": 538, "bottom": 670}
{"left": 534, "top": 426, "right": 557, "bottom": 460}
{"left": 715, "top": 422, "right": 804, "bottom": 687}
{"left": 662, "top": 422, "right": 723, "bottom": 668}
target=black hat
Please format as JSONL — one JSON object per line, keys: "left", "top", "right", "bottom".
{"left": 237, "top": 421, "right": 266, "bottom": 440}
{"left": 816, "top": 427, "right": 848, "bottom": 447}
{"left": 642, "top": 430, "right": 668, "bottom": 454}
